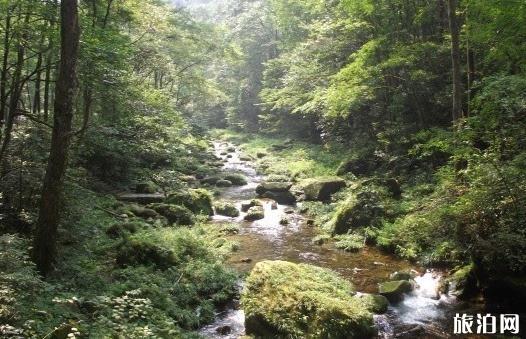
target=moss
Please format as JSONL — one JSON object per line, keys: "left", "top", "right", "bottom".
{"left": 241, "top": 260, "right": 375, "bottom": 338}
{"left": 135, "top": 181, "right": 158, "bottom": 194}
{"left": 312, "top": 234, "right": 331, "bottom": 245}
{"left": 356, "top": 294, "right": 389, "bottom": 314}
{"left": 148, "top": 204, "right": 195, "bottom": 225}
{"left": 106, "top": 222, "right": 144, "bottom": 238}
{"left": 326, "top": 190, "right": 384, "bottom": 235}
{"left": 301, "top": 177, "right": 346, "bottom": 201}
{"left": 244, "top": 206, "right": 265, "bottom": 221}
{"left": 216, "top": 179, "right": 233, "bottom": 187}
{"left": 215, "top": 202, "right": 240, "bottom": 217}
{"left": 165, "top": 189, "right": 214, "bottom": 216}
{"left": 116, "top": 238, "right": 178, "bottom": 269}
{"left": 224, "top": 173, "right": 248, "bottom": 186}
{"left": 241, "top": 199, "right": 262, "bottom": 212}
{"left": 378, "top": 280, "right": 413, "bottom": 302}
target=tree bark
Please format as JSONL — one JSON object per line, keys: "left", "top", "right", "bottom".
{"left": 33, "top": 0, "right": 80, "bottom": 275}
{"left": 0, "top": 8, "right": 12, "bottom": 137}
{"left": 447, "top": 0, "right": 463, "bottom": 122}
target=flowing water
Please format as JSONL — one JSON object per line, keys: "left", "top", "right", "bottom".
{"left": 199, "top": 142, "right": 471, "bottom": 338}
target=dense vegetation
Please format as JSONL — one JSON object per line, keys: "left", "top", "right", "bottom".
{"left": 0, "top": 0, "right": 524, "bottom": 337}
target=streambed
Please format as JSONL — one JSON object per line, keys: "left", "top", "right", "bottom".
{"left": 200, "top": 142, "right": 471, "bottom": 338}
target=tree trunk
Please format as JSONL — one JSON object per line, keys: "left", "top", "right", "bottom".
{"left": 33, "top": 0, "right": 80, "bottom": 275}
{"left": 0, "top": 9, "right": 12, "bottom": 137}
{"left": 447, "top": 0, "right": 463, "bottom": 122}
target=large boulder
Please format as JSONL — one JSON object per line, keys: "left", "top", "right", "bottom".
{"left": 165, "top": 189, "right": 214, "bottom": 216}
{"left": 241, "top": 261, "right": 375, "bottom": 338}
{"left": 326, "top": 190, "right": 384, "bottom": 235}
{"left": 378, "top": 280, "right": 413, "bottom": 302}
{"left": 302, "top": 177, "right": 346, "bottom": 201}
{"left": 255, "top": 182, "right": 292, "bottom": 195}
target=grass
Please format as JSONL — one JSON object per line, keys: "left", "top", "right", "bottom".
{"left": 0, "top": 183, "right": 238, "bottom": 338}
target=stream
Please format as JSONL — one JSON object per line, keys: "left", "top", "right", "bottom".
{"left": 199, "top": 142, "right": 473, "bottom": 338}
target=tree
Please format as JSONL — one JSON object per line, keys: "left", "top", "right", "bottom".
{"left": 33, "top": 0, "right": 80, "bottom": 275}
{"left": 447, "top": 0, "right": 463, "bottom": 122}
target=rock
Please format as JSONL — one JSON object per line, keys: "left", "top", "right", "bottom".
{"left": 165, "top": 189, "right": 214, "bottom": 216}
{"left": 148, "top": 204, "right": 195, "bottom": 225}
{"left": 378, "top": 280, "right": 413, "bottom": 302}
{"left": 241, "top": 258, "right": 253, "bottom": 263}
{"left": 129, "top": 204, "right": 158, "bottom": 219}
{"left": 215, "top": 202, "right": 240, "bottom": 217}
{"left": 216, "top": 325, "right": 232, "bottom": 335}
{"left": 356, "top": 293, "right": 389, "bottom": 314}
{"left": 220, "top": 151, "right": 228, "bottom": 156}
{"left": 241, "top": 261, "right": 375, "bottom": 338}
{"left": 224, "top": 173, "right": 248, "bottom": 186}
{"left": 326, "top": 191, "right": 384, "bottom": 235}
{"left": 279, "top": 217, "right": 289, "bottom": 225}
{"left": 106, "top": 221, "right": 144, "bottom": 238}
{"left": 240, "top": 155, "right": 253, "bottom": 161}
{"left": 284, "top": 207, "right": 294, "bottom": 214}
{"left": 256, "top": 152, "right": 267, "bottom": 158}
{"left": 241, "top": 199, "right": 262, "bottom": 212}
{"left": 244, "top": 206, "right": 265, "bottom": 221}
{"left": 201, "top": 176, "right": 222, "bottom": 185}
{"left": 116, "top": 238, "right": 177, "bottom": 269}
{"left": 135, "top": 181, "right": 158, "bottom": 194}
{"left": 306, "top": 219, "right": 315, "bottom": 226}
{"left": 216, "top": 179, "right": 233, "bottom": 187}
{"left": 443, "top": 264, "right": 478, "bottom": 299}
{"left": 270, "top": 201, "right": 278, "bottom": 210}
{"left": 389, "top": 271, "right": 413, "bottom": 281}
{"left": 255, "top": 182, "right": 292, "bottom": 195}
{"left": 261, "top": 191, "right": 296, "bottom": 205}
{"left": 302, "top": 177, "right": 346, "bottom": 201}
{"left": 384, "top": 178, "right": 402, "bottom": 198}
{"left": 226, "top": 146, "right": 236, "bottom": 152}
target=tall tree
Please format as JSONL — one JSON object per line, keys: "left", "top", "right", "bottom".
{"left": 447, "top": 0, "right": 463, "bottom": 122}
{"left": 33, "top": 0, "right": 80, "bottom": 275}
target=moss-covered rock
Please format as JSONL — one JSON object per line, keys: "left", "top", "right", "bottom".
{"left": 201, "top": 175, "right": 222, "bottom": 185}
{"left": 302, "top": 177, "right": 346, "bottom": 201}
{"left": 356, "top": 293, "right": 390, "bottom": 314}
{"left": 165, "top": 189, "right": 214, "bottom": 216}
{"left": 327, "top": 191, "right": 384, "bottom": 235}
{"left": 389, "top": 271, "right": 414, "bottom": 281}
{"left": 241, "top": 199, "right": 262, "bottom": 212}
{"left": 244, "top": 206, "right": 265, "bottom": 221}
{"left": 106, "top": 222, "right": 144, "bottom": 238}
{"left": 216, "top": 179, "right": 233, "bottom": 187}
{"left": 336, "top": 155, "right": 380, "bottom": 176}
{"left": 255, "top": 182, "right": 292, "bottom": 195}
{"left": 215, "top": 202, "right": 240, "bottom": 217}
{"left": 135, "top": 181, "right": 158, "bottom": 194}
{"left": 129, "top": 204, "right": 159, "bottom": 219}
{"left": 241, "top": 261, "right": 375, "bottom": 338}
{"left": 148, "top": 204, "right": 195, "bottom": 225}
{"left": 378, "top": 280, "right": 413, "bottom": 302}
{"left": 116, "top": 238, "right": 177, "bottom": 269}
{"left": 224, "top": 173, "right": 248, "bottom": 186}
{"left": 443, "top": 264, "right": 478, "bottom": 299}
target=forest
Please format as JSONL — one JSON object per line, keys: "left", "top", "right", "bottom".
{"left": 0, "top": 0, "right": 524, "bottom": 338}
